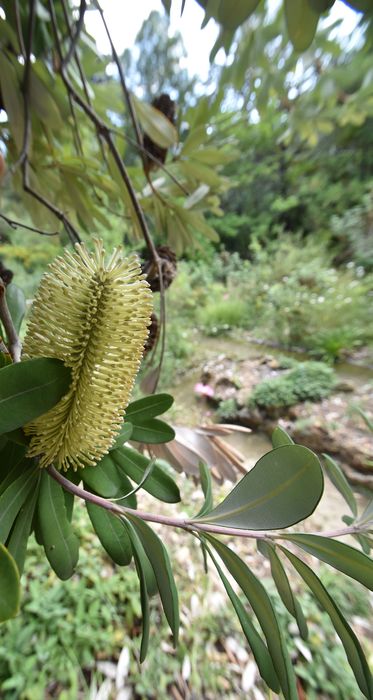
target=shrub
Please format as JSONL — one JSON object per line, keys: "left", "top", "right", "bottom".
{"left": 216, "top": 397, "right": 239, "bottom": 420}
{"left": 197, "top": 297, "right": 249, "bottom": 335}
{"left": 249, "top": 361, "right": 336, "bottom": 410}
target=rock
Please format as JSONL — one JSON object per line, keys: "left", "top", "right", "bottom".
{"left": 198, "top": 353, "right": 373, "bottom": 487}
{"left": 335, "top": 380, "right": 354, "bottom": 393}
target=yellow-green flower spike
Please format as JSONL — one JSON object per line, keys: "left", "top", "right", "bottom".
{"left": 23, "top": 240, "right": 153, "bottom": 471}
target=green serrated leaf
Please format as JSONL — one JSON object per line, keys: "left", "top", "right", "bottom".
{"left": 206, "top": 535, "right": 298, "bottom": 699}
{"left": 0, "top": 544, "right": 20, "bottom": 623}
{"left": 112, "top": 446, "right": 180, "bottom": 503}
{"left": 195, "top": 445, "right": 323, "bottom": 530}
{"left": 128, "top": 515, "right": 179, "bottom": 645}
{"left": 281, "top": 546, "right": 373, "bottom": 699}
{"left": 0, "top": 358, "right": 71, "bottom": 434}
{"left": 37, "top": 472, "right": 79, "bottom": 580}
{"left": 86, "top": 502, "right": 132, "bottom": 566}
{"left": 284, "top": 534, "right": 373, "bottom": 590}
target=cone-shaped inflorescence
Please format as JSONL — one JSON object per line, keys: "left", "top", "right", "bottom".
{"left": 23, "top": 240, "right": 152, "bottom": 471}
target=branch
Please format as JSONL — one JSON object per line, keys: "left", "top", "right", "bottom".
{"left": 0, "top": 280, "right": 21, "bottom": 362}
{"left": 47, "top": 466, "right": 368, "bottom": 542}
{"left": 61, "top": 0, "right": 87, "bottom": 70}
{"left": 93, "top": 0, "right": 143, "bottom": 154}
{"left": 14, "top": 0, "right": 26, "bottom": 58}
{"left": 47, "top": 0, "right": 159, "bottom": 262}
{"left": 0, "top": 213, "right": 59, "bottom": 237}
{"left": 13, "top": 0, "right": 81, "bottom": 245}
{"left": 113, "top": 128, "right": 190, "bottom": 196}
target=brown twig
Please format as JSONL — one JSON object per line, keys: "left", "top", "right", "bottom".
{"left": 0, "top": 213, "right": 59, "bottom": 236}
{"left": 14, "top": 0, "right": 26, "bottom": 58}
{"left": 61, "top": 0, "right": 86, "bottom": 70}
{"left": 0, "top": 279, "right": 21, "bottom": 362}
{"left": 115, "top": 129, "right": 190, "bottom": 195}
{"left": 93, "top": 0, "right": 143, "bottom": 153}
{"left": 47, "top": 0, "right": 158, "bottom": 262}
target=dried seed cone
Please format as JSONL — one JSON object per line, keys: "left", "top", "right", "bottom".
{"left": 23, "top": 240, "right": 152, "bottom": 471}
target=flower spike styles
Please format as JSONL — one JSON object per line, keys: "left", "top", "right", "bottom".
{"left": 23, "top": 240, "right": 153, "bottom": 471}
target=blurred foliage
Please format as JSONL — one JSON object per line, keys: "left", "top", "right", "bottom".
{"left": 164, "top": 236, "right": 372, "bottom": 361}
{"left": 121, "top": 10, "right": 197, "bottom": 108}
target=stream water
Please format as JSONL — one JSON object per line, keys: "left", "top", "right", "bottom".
{"left": 169, "top": 330, "right": 373, "bottom": 472}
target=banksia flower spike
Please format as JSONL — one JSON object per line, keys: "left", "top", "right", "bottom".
{"left": 23, "top": 240, "right": 152, "bottom": 471}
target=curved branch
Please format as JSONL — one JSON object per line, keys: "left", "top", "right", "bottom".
{"left": 0, "top": 213, "right": 59, "bottom": 236}
{"left": 47, "top": 466, "right": 367, "bottom": 542}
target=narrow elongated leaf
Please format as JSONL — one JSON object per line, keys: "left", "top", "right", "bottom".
{"left": 4, "top": 429, "right": 29, "bottom": 447}
{"left": 322, "top": 454, "right": 357, "bottom": 516}
{"left": 0, "top": 358, "right": 71, "bottom": 434}
{"left": 0, "top": 53, "right": 24, "bottom": 150}
{"left": 195, "top": 462, "right": 213, "bottom": 518}
{"left": 38, "top": 472, "right": 79, "bottom": 580}
{"left": 7, "top": 477, "right": 40, "bottom": 574}
{"left": 307, "top": 0, "right": 335, "bottom": 11}
{"left": 125, "top": 394, "right": 174, "bottom": 422}
{"left": 80, "top": 454, "right": 123, "bottom": 498}
{"left": 272, "top": 427, "right": 294, "bottom": 448}
{"left": 0, "top": 467, "right": 37, "bottom": 543}
{"left": 206, "top": 536, "right": 297, "bottom": 700}
{"left": 358, "top": 499, "right": 373, "bottom": 526}
{"left": 81, "top": 455, "right": 137, "bottom": 508}
{"left": 285, "top": 0, "right": 320, "bottom": 51}
{"left": 0, "top": 443, "right": 27, "bottom": 496}
{"left": 86, "top": 502, "right": 132, "bottom": 566}
{"left": 132, "top": 95, "right": 177, "bottom": 148}
{"left": 130, "top": 418, "right": 175, "bottom": 444}
{"left": 112, "top": 446, "right": 180, "bottom": 503}
{"left": 122, "top": 518, "right": 151, "bottom": 661}
{"left": 195, "top": 445, "right": 323, "bottom": 530}
{"left": 129, "top": 515, "right": 179, "bottom": 645}
{"left": 206, "top": 543, "right": 280, "bottom": 692}
{"left": 281, "top": 547, "right": 373, "bottom": 700}
{"left": 284, "top": 534, "right": 373, "bottom": 590}
{"left": 0, "top": 544, "right": 20, "bottom": 622}
{"left": 263, "top": 542, "right": 308, "bottom": 640}
{"left": 5, "top": 284, "right": 26, "bottom": 334}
